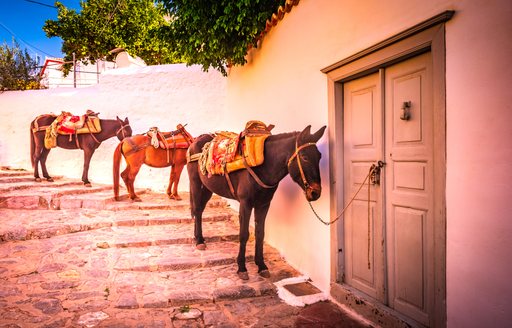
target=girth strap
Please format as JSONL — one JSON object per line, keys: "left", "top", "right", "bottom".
{"left": 241, "top": 154, "right": 276, "bottom": 189}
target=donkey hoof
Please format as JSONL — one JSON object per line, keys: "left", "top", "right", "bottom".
{"left": 258, "top": 270, "right": 271, "bottom": 278}
{"left": 35, "top": 178, "right": 42, "bottom": 182}
{"left": 238, "top": 271, "right": 250, "bottom": 280}
{"left": 168, "top": 194, "right": 182, "bottom": 201}
{"left": 84, "top": 182, "right": 91, "bottom": 187}
{"left": 196, "top": 243, "right": 206, "bottom": 250}
{"left": 131, "top": 197, "right": 142, "bottom": 202}
{"left": 46, "top": 178, "right": 54, "bottom": 182}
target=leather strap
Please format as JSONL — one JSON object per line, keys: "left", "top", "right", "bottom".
{"left": 242, "top": 155, "right": 277, "bottom": 189}
{"left": 224, "top": 170, "right": 237, "bottom": 198}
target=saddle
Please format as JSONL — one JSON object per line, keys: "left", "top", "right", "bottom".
{"left": 56, "top": 110, "right": 101, "bottom": 135}
{"left": 199, "top": 120, "right": 274, "bottom": 177}
{"left": 146, "top": 124, "right": 194, "bottom": 149}
{"left": 42, "top": 110, "right": 101, "bottom": 149}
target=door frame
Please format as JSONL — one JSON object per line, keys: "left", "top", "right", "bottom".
{"left": 323, "top": 11, "right": 453, "bottom": 327}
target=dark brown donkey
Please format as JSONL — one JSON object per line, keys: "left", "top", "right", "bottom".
{"left": 30, "top": 114, "right": 132, "bottom": 186}
{"left": 187, "top": 125, "right": 326, "bottom": 280}
{"left": 113, "top": 125, "right": 194, "bottom": 201}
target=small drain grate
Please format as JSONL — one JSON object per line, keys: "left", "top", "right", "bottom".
{"left": 283, "top": 281, "right": 322, "bottom": 296}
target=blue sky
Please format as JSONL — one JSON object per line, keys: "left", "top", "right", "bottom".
{"left": 0, "top": 0, "right": 80, "bottom": 63}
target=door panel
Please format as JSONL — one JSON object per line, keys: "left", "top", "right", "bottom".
{"left": 343, "top": 72, "right": 385, "bottom": 302}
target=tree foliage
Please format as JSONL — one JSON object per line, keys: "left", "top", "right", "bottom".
{"left": 159, "top": 0, "right": 286, "bottom": 75}
{"left": 43, "top": 0, "right": 180, "bottom": 75}
{"left": 0, "top": 41, "right": 43, "bottom": 91}
{"left": 44, "top": 0, "right": 286, "bottom": 76}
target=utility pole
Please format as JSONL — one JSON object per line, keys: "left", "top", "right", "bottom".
{"left": 73, "top": 52, "right": 76, "bottom": 88}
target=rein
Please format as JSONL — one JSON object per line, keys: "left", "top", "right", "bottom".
{"left": 116, "top": 122, "right": 130, "bottom": 139}
{"left": 287, "top": 142, "right": 317, "bottom": 193}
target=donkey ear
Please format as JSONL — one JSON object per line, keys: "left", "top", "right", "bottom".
{"left": 124, "top": 117, "right": 129, "bottom": 123}
{"left": 311, "top": 125, "right": 327, "bottom": 143}
{"left": 299, "top": 125, "right": 312, "bottom": 143}
{"left": 116, "top": 116, "right": 121, "bottom": 121}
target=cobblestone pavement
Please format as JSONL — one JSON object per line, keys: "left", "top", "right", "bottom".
{"left": 0, "top": 168, "right": 373, "bottom": 327}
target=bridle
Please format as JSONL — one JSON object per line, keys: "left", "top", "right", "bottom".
{"left": 287, "top": 141, "right": 318, "bottom": 195}
{"left": 116, "top": 121, "right": 131, "bottom": 139}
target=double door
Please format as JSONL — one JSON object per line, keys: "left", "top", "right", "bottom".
{"left": 343, "top": 52, "right": 436, "bottom": 326}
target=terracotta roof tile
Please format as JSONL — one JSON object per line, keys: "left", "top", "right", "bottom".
{"left": 257, "top": 0, "right": 300, "bottom": 45}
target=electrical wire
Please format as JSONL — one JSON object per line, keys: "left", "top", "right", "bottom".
{"left": 0, "top": 21, "right": 56, "bottom": 57}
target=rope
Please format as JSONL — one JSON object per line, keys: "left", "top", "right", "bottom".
{"left": 308, "top": 164, "right": 376, "bottom": 226}
{"left": 307, "top": 164, "right": 378, "bottom": 269}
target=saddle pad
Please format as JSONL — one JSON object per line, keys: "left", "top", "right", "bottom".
{"left": 200, "top": 132, "right": 240, "bottom": 176}
{"left": 199, "top": 132, "right": 269, "bottom": 176}
{"left": 56, "top": 114, "right": 101, "bottom": 135}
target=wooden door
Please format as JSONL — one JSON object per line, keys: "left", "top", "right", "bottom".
{"left": 343, "top": 52, "right": 435, "bottom": 325}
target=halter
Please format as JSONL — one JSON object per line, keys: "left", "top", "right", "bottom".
{"left": 287, "top": 141, "right": 318, "bottom": 193}
{"left": 116, "top": 122, "right": 130, "bottom": 139}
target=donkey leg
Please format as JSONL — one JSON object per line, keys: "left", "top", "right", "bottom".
{"left": 82, "top": 148, "right": 96, "bottom": 187}
{"left": 237, "top": 202, "right": 252, "bottom": 280}
{"left": 33, "top": 144, "right": 42, "bottom": 182}
{"left": 168, "top": 163, "right": 185, "bottom": 200}
{"left": 121, "top": 162, "right": 143, "bottom": 201}
{"left": 40, "top": 148, "right": 53, "bottom": 182}
{"left": 254, "top": 203, "right": 271, "bottom": 278}
{"left": 188, "top": 163, "right": 212, "bottom": 248}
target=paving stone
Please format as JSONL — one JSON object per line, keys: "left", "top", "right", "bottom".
{"left": 116, "top": 292, "right": 139, "bottom": 309}
{"left": 33, "top": 298, "right": 63, "bottom": 315}
{"left": 0, "top": 169, "right": 370, "bottom": 328}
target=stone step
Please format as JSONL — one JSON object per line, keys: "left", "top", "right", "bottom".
{"left": 0, "top": 178, "right": 80, "bottom": 193}
{"left": 0, "top": 174, "right": 53, "bottom": 183}
{"left": 0, "top": 207, "right": 236, "bottom": 241}
{"left": 0, "top": 168, "right": 33, "bottom": 178}
{"left": 0, "top": 226, "right": 300, "bottom": 310}
{"left": 109, "top": 256, "right": 299, "bottom": 308}
{"left": 0, "top": 184, "right": 113, "bottom": 210}
{"left": 92, "top": 221, "right": 240, "bottom": 249}
{"left": 103, "top": 192, "right": 228, "bottom": 211}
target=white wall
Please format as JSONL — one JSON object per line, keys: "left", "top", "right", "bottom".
{"left": 226, "top": 0, "right": 512, "bottom": 327}
{"left": 0, "top": 64, "right": 227, "bottom": 193}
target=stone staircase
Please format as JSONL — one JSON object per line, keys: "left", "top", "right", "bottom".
{"left": 0, "top": 168, "right": 308, "bottom": 327}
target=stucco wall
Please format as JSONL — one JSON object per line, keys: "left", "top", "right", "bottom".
{"left": 226, "top": 0, "right": 512, "bottom": 327}
{"left": 0, "top": 64, "right": 227, "bottom": 193}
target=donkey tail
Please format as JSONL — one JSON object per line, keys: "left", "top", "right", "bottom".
{"left": 30, "top": 121, "right": 35, "bottom": 168}
{"left": 113, "top": 141, "right": 124, "bottom": 201}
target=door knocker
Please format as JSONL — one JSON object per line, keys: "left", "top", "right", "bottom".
{"left": 400, "top": 101, "right": 411, "bottom": 121}
{"left": 370, "top": 160, "right": 386, "bottom": 185}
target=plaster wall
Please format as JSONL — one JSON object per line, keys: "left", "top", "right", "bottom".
{"left": 0, "top": 64, "right": 227, "bottom": 193}
{"left": 226, "top": 0, "right": 512, "bottom": 326}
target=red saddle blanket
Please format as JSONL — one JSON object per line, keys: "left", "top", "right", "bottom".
{"left": 199, "top": 121, "right": 274, "bottom": 177}
{"left": 54, "top": 111, "right": 101, "bottom": 135}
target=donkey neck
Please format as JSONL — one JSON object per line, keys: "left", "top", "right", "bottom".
{"left": 97, "top": 119, "right": 121, "bottom": 141}
{"left": 262, "top": 132, "right": 299, "bottom": 184}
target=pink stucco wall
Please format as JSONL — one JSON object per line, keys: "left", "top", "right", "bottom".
{"left": 226, "top": 0, "right": 512, "bottom": 326}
